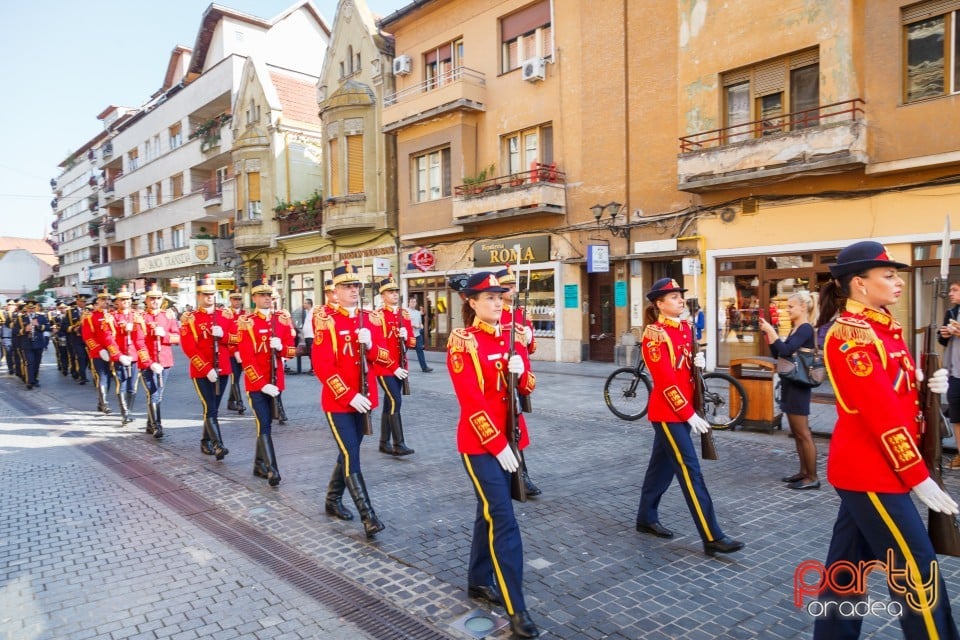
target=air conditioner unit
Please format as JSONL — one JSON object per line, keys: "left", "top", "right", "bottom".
{"left": 392, "top": 55, "right": 412, "bottom": 76}
{"left": 521, "top": 57, "right": 546, "bottom": 82}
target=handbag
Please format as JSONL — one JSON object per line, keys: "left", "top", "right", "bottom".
{"left": 776, "top": 324, "right": 826, "bottom": 388}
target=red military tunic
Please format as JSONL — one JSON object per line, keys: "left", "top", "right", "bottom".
{"left": 447, "top": 320, "right": 535, "bottom": 456}
{"left": 81, "top": 309, "right": 121, "bottom": 361}
{"left": 236, "top": 310, "right": 296, "bottom": 392}
{"left": 312, "top": 305, "right": 388, "bottom": 412}
{"left": 113, "top": 309, "right": 148, "bottom": 364}
{"left": 502, "top": 304, "right": 537, "bottom": 354}
{"left": 641, "top": 315, "right": 696, "bottom": 423}
{"left": 143, "top": 308, "right": 180, "bottom": 369}
{"left": 823, "top": 300, "right": 928, "bottom": 493}
{"left": 179, "top": 308, "right": 239, "bottom": 378}
{"left": 372, "top": 305, "right": 415, "bottom": 376}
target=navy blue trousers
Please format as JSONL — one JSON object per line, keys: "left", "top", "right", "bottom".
{"left": 24, "top": 347, "right": 42, "bottom": 385}
{"left": 462, "top": 453, "right": 526, "bottom": 616}
{"left": 115, "top": 362, "right": 138, "bottom": 395}
{"left": 377, "top": 375, "right": 403, "bottom": 417}
{"left": 69, "top": 337, "right": 89, "bottom": 380}
{"left": 142, "top": 368, "right": 171, "bottom": 406}
{"left": 92, "top": 359, "right": 114, "bottom": 399}
{"left": 325, "top": 411, "right": 366, "bottom": 476}
{"left": 192, "top": 376, "right": 228, "bottom": 420}
{"left": 637, "top": 420, "right": 724, "bottom": 542}
{"left": 813, "top": 489, "right": 959, "bottom": 640}
{"left": 248, "top": 391, "right": 274, "bottom": 437}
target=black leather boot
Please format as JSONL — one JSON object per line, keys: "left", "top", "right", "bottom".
{"left": 324, "top": 460, "right": 353, "bottom": 520}
{"left": 97, "top": 383, "right": 112, "bottom": 414}
{"left": 391, "top": 415, "right": 414, "bottom": 456}
{"left": 117, "top": 391, "right": 131, "bottom": 425}
{"left": 253, "top": 436, "right": 270, "bottom": 479}
{"left": 507, "top": 611, "right": 540, "bottom": 638}
{"left": 153, "top": 404, "right": 163, "bottom": 439}
{"left": 259, "top": 434, "right": 281, "bottom": 486}
{"left": 379, "top": 412, "right": 395, "bottom": 455}
{"left": 519, "top": 451, "right": 541, "bottom": 497}
{"left": 145, "top": 402, "right": 157, "bottom": 435}
{"left": 200, "top": 418, "right": 214, "bottom": 455}
{"left": 345, "top": 473, "right": 384, "bottom": 538}
{"left": 124, "top": 392, "right": 136, "bottom": 424}
{"left": 207, "top": 417, "right": 228, "bottom": 460}
{"left": 235, "top": 380, "right": 245, "bottom": 414}
{"left": 277, "top": 395, "right": 288, "bottom": 425}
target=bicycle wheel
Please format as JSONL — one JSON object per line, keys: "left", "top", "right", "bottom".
{"left": 701, "top": 372, "right": 748, "bottom": 430}
{"left": 603, "top": 367, "right": 652, "bottom": 421}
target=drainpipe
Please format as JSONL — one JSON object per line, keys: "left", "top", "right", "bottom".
{"left": 284, "top": 132, "right": 291, "bottom": 202}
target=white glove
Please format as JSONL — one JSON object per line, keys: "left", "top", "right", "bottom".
{"left": 234, "top": 352, "right": 242, "bottom": 363}
{"left": 211, "top": 325, "right": 224, "bottom": 338}
{"left": 206, "top": 369, "right": 219, "bottom": 383}
{"left": 349, "top": 392, "right": 372, "bottom": 413}
{"left": 118, "top": 355, "right": 132, "bottom": 367}
{"left": 270, "top": 337, "right": 283, "bottom": 351}
{"left": 508, "top": 354, "right": 525, "bottom": 376}
{"left": 694, "top": 352, "right": 706, "bottom": 369}
{"left": 99, "top": 349, "right": 110, "bottom": 362}
{"left": 356, "top": 328, "right": 372, "bottom": 349}
{"left": 495, "top": 445, "right": 520, "bottom": 472}
{"left": 398, "top": 327, "right": 408, "bottom": 340}
{"left": 125, "top": 322, "right": 134, "bottom": 333}
{"left": 154, "top": 326, "right": 166, "bottom": 337}
{"left": 916, "top": 368, "right": 924, "bottom": 382}
{"left": 912, "top": 477, "right": 960, "bottom": 515}
{"left": 261, "top": 383, "right": 280, "bottom": 397}
{"left": 394, "top": 367, "right": 408, "bottom": 380}
{"left": 687, "top": 414, "right": 711, "bottom": 435}
{"left": 149, "top": 362, "right": 163, "bottom": 375}
{"left": 928, "top": 368, "right": 949, "bottom": 395}
{"left": 521, "top": 325, "right": 533, "bottom": 344}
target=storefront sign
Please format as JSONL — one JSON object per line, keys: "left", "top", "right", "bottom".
{"left": 337, "top": 245, "right": 394, "bottom": 261}
{"left": 86, "top": 264, "right": 113, "bottom": 282}
{"left": 373, "top": 257, "right": 391, "bottom": 276}
{"left": 633, "top": 239, "right": 678, "bottom": 254}
{"left": 288, "top": 254, "right": 333, "bottom": 267}
{"left": 473, "top": 235, "right": 550, "bottom": 267}
{"left": 615, "top": 281, "right": 627, "bottom": 307}
{"left": 564, "top": 284, "right": 579, "bottom": 309}
{"left": 409, "top": 248, "right": 436, "bottom": 272}
{"left": 587, "top": 244, "right": 610, "bottom": 273}
{"left": 138, "top": 240, "right": 216, "bottom": 274}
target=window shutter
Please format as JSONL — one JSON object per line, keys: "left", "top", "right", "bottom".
{"left": 247, "top": 172, "right": 260, "bottom": 201}
{"left": 790, "top": 47, "right": 819, "bottom": 69}
{"left": 329, "top": 138, "right": 340, "bottom": 197}
{"left": 347, "top": 135, "right": 364, "bottom": 194}
{"left": 754, "top": 58, "right": 787, "bottom": 96}
{"left": 722, "top": 68, "right": 751, "bottom": 87}
{"left": 542, "top": 25, "right": 553, "bottom": 57}
{"left": 902, "top": 0, "right": 960, "bottom": 23}
{"left": 501, "top": 0, "right": 550, "bottom": 42}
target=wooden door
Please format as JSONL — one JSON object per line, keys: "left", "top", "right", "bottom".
{"left": 588, "top": 270, "right": 615, "bottom": 362}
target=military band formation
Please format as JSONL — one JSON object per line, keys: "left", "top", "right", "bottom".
{"left": 5, "top": 242, "right": 960, "bottom": 639}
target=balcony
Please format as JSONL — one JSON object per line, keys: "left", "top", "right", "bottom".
{"left": 101, "top": 142, "right": 113, "bottom": 161}
{"left": 234, "top": 214, "right": 272, "bottom": 249}
{"left": 277, "top": 208, "right": 323, "bottom": 237}
{"left": 451, "top": 164, "right": 567, "bottom": 225}
{"left": 677, "top": 99, "right": 867, "bottom": 192}
{"left": 382, "top": 67, "right": 486, "bottom": 133}
{"left": 200, "top": 177, "right": 224, "bottom": 207}
{"left": 323, "top": 195, "right": 383, "bottom": 235}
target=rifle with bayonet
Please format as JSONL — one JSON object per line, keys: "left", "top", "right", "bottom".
{"left": 269, "top": 314, "right": 280, "bottom": 421}
{"left": 920, "top": 215, "right": 960, "bottom": 556}
{"left": 516, "top": 262, "right": 533, "bottom": 413}
{"left": 506, "top": 245, "right": 527, "bottom": 502}
{"left": 211, "top": 306, "right": 220, "bottom": 396}
{"left": 398, "top": 311, "right": 410, "bottom": 396}
{"left": 689, "top": 299, "right": 718, "bottom": 461}
{"left": 358, "top": 282, "right": 373, "bottom": 435}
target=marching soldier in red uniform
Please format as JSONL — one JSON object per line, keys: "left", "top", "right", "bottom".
{"left": 375, "top": 275, "right": 416, "bottom": 456}
{"left": 636, "top": 278, "right": 744, "bottom": 556}
{"left": 495, "top": 266, "right": 541, "bottom": 497}
{"left": 814, "top": 242, "right": 958, "bottom": 639}
{"left": 141, "top": 284, "right": 180, "bottom": 438}
{"left": 82, "top": 289, "right": 129, "bottom": 415}
{"left": 313, "top": 261, "right": 389, "bottom": 537}
{"left": 112, "top": 286, "right": 146, "bottom": 425}
{"left": 179, "top": 277, "right": 237, "bottom": 459}
{"left": 448, "top": 271, "right": 540, "bottom": 639}
{"left": 237, "top": 280, "right": 296, "bottom": 486}
{"left": 226, "top": 290, "right": 246, "bottom": 415}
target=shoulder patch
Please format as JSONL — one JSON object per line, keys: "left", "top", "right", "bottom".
{"left": 447, "top": 327, "right": 478, "bottom": 353}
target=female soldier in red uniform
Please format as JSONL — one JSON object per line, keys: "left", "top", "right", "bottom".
{"left": 814, "top": 242, "right": 958, "bottom": 639}
{"left": 448, "top": 271, "right": 540, "bottom": 639}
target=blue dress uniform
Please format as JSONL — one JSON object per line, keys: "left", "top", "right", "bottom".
{"left": 53, "top": 304, "right": 71, "bottom": 376}
{"left": 814, "top": 243, "right": 959, "bottom": 640}
{"left": 313, "top": 261, "right": 389, "bottom": 537}
{"left": 636, "top": 278, "right": 743, "bottom": 555}
{"left": 17, "top": 301, "right": 50, "bottom": 389}
{"left": 375, "top": 275, "right": 416, "bottom": 456}
{"left": 447, "top": 272, "right": 539, "bottom": 639}
{"left": 64, "top": 296, "right": 90, "bottom": 383}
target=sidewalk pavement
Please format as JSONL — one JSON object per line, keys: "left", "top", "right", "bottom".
{"left": 3, "top": 352, "right": 960, "bottom": 639}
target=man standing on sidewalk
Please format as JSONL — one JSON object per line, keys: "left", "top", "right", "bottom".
{"left": 407, "top": 296, "right": 432, "bottom": 372}
{"left": 295, "top": 298, "right": 314, "bottom": 375}
{"left": 938, "top": 279, "right": 960, "bottom": 469}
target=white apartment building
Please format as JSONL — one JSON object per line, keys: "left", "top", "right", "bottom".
{"left": 83, "top": 2, "right": 329, "bottom": 305}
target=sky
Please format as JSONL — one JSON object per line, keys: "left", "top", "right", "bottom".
{"left": 0, "top": 0, "right": 405, "bottom": 241}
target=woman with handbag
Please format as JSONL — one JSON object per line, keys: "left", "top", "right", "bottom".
{"left": 758, "top": 291, "right": 819, "bottom": 490}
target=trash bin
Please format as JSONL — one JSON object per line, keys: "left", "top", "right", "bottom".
{"left": 729, "top": 356, "right": 783, "bottom": 431}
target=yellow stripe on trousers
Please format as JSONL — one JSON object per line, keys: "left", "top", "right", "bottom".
{"left": 248, "top": 393, "right": 262, "bottom": 437}
{"left": 378, "top": 376, "right": 397, "bottom": 413}
{"left": 191, "top": 378, "right": 209, "bottom": 416}
{"left": 462, "top": 453, "right": 516, "bottom": 616}
{"left": 326, "top": 411, "right": 352, "bottom": 476}
{"left": 660, "top": 421, "right": 715, "bottom": 541}
{"left": 866, "top": 492, "right": 939, "bottom": 639}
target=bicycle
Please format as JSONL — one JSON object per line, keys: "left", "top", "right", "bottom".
{"left": 603, "top": 345, "right": 748, "bottom": 429}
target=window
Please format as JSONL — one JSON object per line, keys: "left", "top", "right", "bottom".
{"left": 143, "top": 139, "right": 153, "bottom": 163}
{"left": 425, "top": 39, "right": 463, "bottom": 89}
{"left": 501, "top": 0, "right": 552, "bottom": 73}
{"left": 413, "top": 148, "right": 451, "bottom": 202}
{"left": 128, "top": 148, "right": 139, "bottom": 171}
{"left": 172, "top": 226, "right": 184, "bottom": 249}
{"left": 169, "top": 122, "right": 182, "bottom": 149}
{"left": 502, "top": 123, "right": 553, "bottom": 175}
{"left": 347, "top": 46, "right": 355, "bottom": 74}
{"left": 245, "top": 172, "right": 261, "bottom": 220}
{"left": 216, "top": 167, "right": 229, "bottom": 194}
{"left": 903, "top": 3, "right": 960, "bottom": 102}
{"left": 171, "top": 173, "right": 183, "bottom": 199}
{"left": 145, "top": 185, "right": 153, "bottom": 209}
{"left": 721, "top": 48, "right": 819, "bottom": 142}
{"left": 246, "top": 99, "right": 260, "bottom": 125}
{"left": 153, "top": 135, "right": 161, "bottom": 160}
{"left": 129, "top": 192, "right": 140, "bottom": 215}
{"left": 157, "top": 234, "right": 165, "bottom": 252}
{"left": 347, "top": 135, "right": 364, "bottom": 194}
{"left": 155, "top": 181, "right": 162, "bottom": 206}
{"left": 329, "top": 137, "right": 341, "bottom": 197}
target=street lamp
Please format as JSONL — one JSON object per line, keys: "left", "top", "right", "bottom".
{"left": 592, "top": 201, "right": 630, "bottom": 238}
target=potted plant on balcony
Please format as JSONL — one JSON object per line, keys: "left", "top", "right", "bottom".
{"left": 509, "top": 173, "right": 525, "bottom": 187}
{"left": 462, "top": 164, "right": 495, "bottom": 195}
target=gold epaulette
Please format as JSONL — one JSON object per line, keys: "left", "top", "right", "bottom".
{"left": 180, "top": 311, "right": 194, "bottom": 326}
{"left": 276, "top": 310, "right": 292, "bottom": 326}
{"left": 642, "top": 324, "right": 667, "bottom": 344}
{"left": 220, "top": 308, "right": 234, "bottom": 320}
{"left": 447, "top": 327, "right": 478, "bottom": 354}
{"left": 81, "top": 309, "right": 92, "bottom": 320}
{"left": 366, "top": 309, "right": 383, "bottom": 326}
{"left": 830, "top": 316, "right": 877, "bottom": 346}
{"left": 237, "top": 315, "right": 254, "bottom": 330}
{"left": 401, "top": 309, "right": 411, "bottom": 320}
